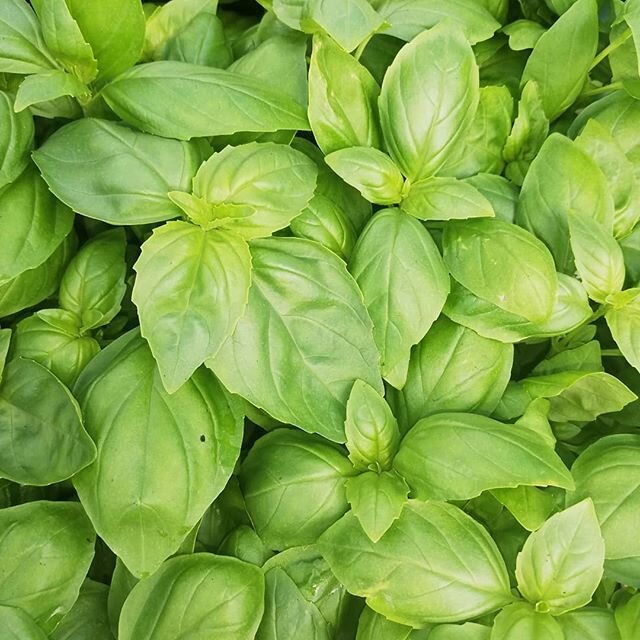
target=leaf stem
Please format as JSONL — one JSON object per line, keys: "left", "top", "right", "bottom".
{"left": 580, "top": 81, "right": 624, "bottom": 98}
{"left": 590, "top": 28, "right": 632, "bottom": 70}
{"left": 601, "top": 349, "right": 624, "bottom": 357}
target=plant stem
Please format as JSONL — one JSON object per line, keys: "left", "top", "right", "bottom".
{"left": 590, "top": 28, "right": 632, "bottom": 70}
{"left": 601, "top": 349, "right": 624, "bottom": 357}
{"left": 581, "top": 81, "right": 624, "bottom": 98}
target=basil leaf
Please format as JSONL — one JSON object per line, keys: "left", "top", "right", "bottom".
{"left": 50, "top": 580, "right": 112, "bottom": 640}
{"left": 0, "top": 605, "right": 47, "bottom": 640}
{"left": 0, "top": 0, "right": 57, "bottom": 74}
{"left": 569, "top": 435, "right": 640, "bottom": 573}
{"left": 394, "top": 412, "right": 574, "bottom": 501}
{"left": 345, "top": 471, "right": 409, "bottom": 542}
{"left": 0, "top": 165, "right": 74, "bottom": 285}
{"left": 387, "top": 317, "right": 513, "bottom": 433}
{"left": 443, "top": 218, "right": 558, "bottom": 324}
{"left": 444, "top": 274, "right": 591, "bottom": 344}
{"left": 64, "top": 0, "right": 145, "bottom": 83}
{"left": 183, "top": 141, "right": 317, "bottom": 239}
{"left": 73, "top": 330, "right": 243, "bottom": 577}
{"left": 325, "top": 147, "right": 405, "bottom": 205}
{"left": 379, "top": 22, "right": 479, "bottom": 181}
{"left": 14, "top": 69, "right": 87, "bottom": 112}
{"left": 102, "top": 61, "right": 310, "bottom": 140}
{"left": 31, "top": 0, "right": 98, "bottom": 84}
{"left": 12, "top": 309, "right": 100, "bottom": 387}
{"left": 209, "top": 237, "right": 382, "bottom": 442}
{"left": 133, "top": 221, "right": 252, "bottom": 393}
{"left": 401, "top": 177, "right": 495, "bottom": 221}
{"left": 319, "top": 500, "right": 511, "bottom": 626}
{"left": 345, "top": 379, "right": 400, "bottom": 471}
{"left": 0, "top": 357, "right": 96, "bottom": 485}
{"left": 0, "top": 501, "right": 95, "bottom": 633}
{"left": 373, "top": 0, "right": 500, "bottom": 44}
{"left": 0, "top": 90, "right": 33, "bottom": 189}
{"left": 491, "top": 602, "right": 563, "bottom": 639}
{"left": 349, "top": 209, "right": 449, "bottom": 388}
{"left": 240, "top": 429, "right": 352, "bottom": 550}
{"left": 118, "top": 554, "right": 264, "bottom": 640}
{"left": 33, "top": 118, "right": 206, "bottom": 225}
{"left": 516, "top": 500, "right": 605, "bottom": 614}
{"left": 308, "top": 33, "right": 383, "bottom": 154}
{"left": 59, "top": 229, "right": 127, "bottom": 332}
{"left": 567, "top": 211, "right": 625, "bottom": 303}
{"left": 521, "top": 0, "right": 598, "bottom": 120}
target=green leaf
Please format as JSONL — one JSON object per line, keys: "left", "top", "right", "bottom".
{"left": 616, "top": 594, "right": 640, "bottom": 640}
{"left": 465, "top": 173, "right": 519, "bottom": 223}
{"left": 12, "top": 309, "right": 100, "bottom": 387}
{"left": 379, "top": 22, "right": 479, "bottom": 181}
{"left": 64, "top": 0, "right": 145, "bottom": 83}
{"left": 502, "top": 20, "right": 546, "bottom": 50}
{"left": 558, "top": 609, "right": 620, "bottom": 640}
{"left": 0, "top": 606, "right": 47, "bottom": 640}
{"left": 516, "top": 500, "right": 604, "bottom": 614}
{"left": 373, "top": 0, "right": 500, "bottom": 44}
{"left": 0, "top": 230, "right": 76, "bottom": 319}
{"left": 308, "top": 33, "right": 382, "bottom": 154}
{"left": 0, "top": 356, "right": 96, "bottom": 486}
{"left": 33, "top": 118, "right": 206, "bottom": 225}
{"left": 107, "top": 559, "right": 138, "bottom": 635}
{"left": 607, "top": 289, "right": 640, "bottom": 374}
{"left": 567, "top": 211, "right": 624, "bottom": 303}
{"left": 186, "top": 142, "right": 318, "bottom": 239}
{"left": 394, "top": 412, "right": 574, "bottom": 501}
{"left": 59, "top": 229, "right": 127, "bottom": 332}
{"left": 72, "top": 330, "right": 243, "bottom": 577}
{"left": 325, "top": 147, "right": 404, "bottom": 205}
{"left": 387, "top": 317, "right": 513, "bottom": 433}
{"left": 258, "top": 546, "right": 355, "bottom": 639}
{"left": 575, "top": 119, "right": 640, "bottom": 238}
{"left": 133, "top": 221, "right": 251, "bottom": 393}
{"left": 0, "top": 165, "right": 73, "bottom": 285}
{"left": 102, "top": 61, "right": 310, "bottom": 140}
{"left": 14, "top": 69, "right": 87, "bottom": 112}
{"left": 444, "top": 274, "right": 591, "bottom": 344}
{"left": 240, "top": 429, "right": 352, "bottom": 550}
{"left": 144, "top": 0, "right": 215, "bottom": 59}
{"left": 0, "top": 0, "right": 57, "bottom": 74}
{"left": 50, "top": 580, "right": 113, "bottom": 640}
{"left": 228, "top": 34, "right": 307, "bottom": 107}
{"left": 569, "top": 435, "right": 640, "bottom": 567}
{"left": 491, "top": 602, "right": 563, "bottom": 639}
{"left": 209, "top": 237, "right": 382, "bottom": 443}
{"left": 346, "top": 471, "right": 409, "bottom": 542}
{"left": 491, "top": 486, "right": 557, "bottom": 532}
{"left": 0, "top": 501, "right": 95, "bottom": 633}
{"left": 0, "top": 90, "right": 33, "bottom": 189}
{"left": 31, "top": 0, "right": 98, "bottom": 83}
{"left": 345, "top": 379, "right": 400, "bottom": 471}
{"left": 319, "top": 501, "right": 511, "bottom": 626}
{"left": 349, "top": 209, "right": 449, "bottom": 388}
{"left": 443, "top": 218, "right": 558, "bottom": 324}
{"left": 503, "top": 81, "right": 549, "bottom": 185}
{"left": 521, "top": 0, "right": 598, "bottom": 120}
{"left": 158, "top": 6, "right": 231, "bottom": 68}
{"left": 439, "top": 85, "right": 514, "bottom": 179}
{"left": 401, "top": 177, "right": 495, "bottom": 221}
{"left": 520, "top": 370, "right": 637, "bottom": 422}
{"left": 302, "top": 0, "right": 385, "bottom": 52}
{"left": 356, "top": 606, "right": 432, "bottom": 640}
{"left": 118, "top": 554, "right": 264, "bottom": 640}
